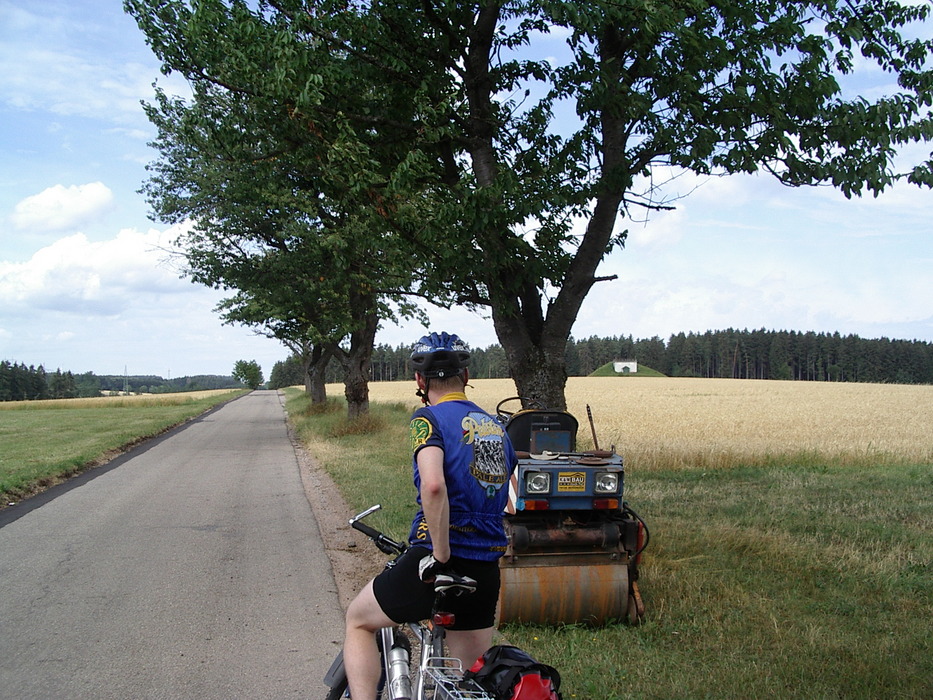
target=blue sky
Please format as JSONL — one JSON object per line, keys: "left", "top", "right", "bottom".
{"left": 2, "top": 0, "right": 931, "bottom": 378}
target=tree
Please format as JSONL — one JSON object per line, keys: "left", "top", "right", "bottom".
{"left": 127, "top": 1, "right": 459, "bottom": 418}
{"left": 128, "top": 0, "right": 933, "bottom": 409}
{"left": 269, "top": 354, "right": 305, "bottom": 390}
{"left": 232, "top": 360, "right": 264, "bottom": 390}
{"left": 215, "top": 283, "right": 339, "bottom": 407}
{"left": 633, "top": 336, "right": 666, "bottom": 373}
{"left": 413, "top": 0, "right": 933, "bottom": 404}
{"left": 49, "top": 369, "right": 79, "bottom": 399}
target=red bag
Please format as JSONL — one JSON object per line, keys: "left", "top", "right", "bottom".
{"left": 464, "top": 645, "right": 562, "bottom": 700}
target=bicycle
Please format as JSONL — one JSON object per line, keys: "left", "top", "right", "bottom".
{"left": 323, "top": 505, "right": 494, "bottom": 700}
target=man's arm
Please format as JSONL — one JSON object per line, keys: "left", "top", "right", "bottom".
{"left": 417, "top": 445, "right": 450, "bottom": 563}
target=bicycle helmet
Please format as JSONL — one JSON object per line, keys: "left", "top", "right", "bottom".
{"left": 410, "top": 332, "right": 470, "bottom": 379}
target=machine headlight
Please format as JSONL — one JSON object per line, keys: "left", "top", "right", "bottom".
{"left": 524, "top": 471, "right": 551, "bottom": 495}
{"left": 594, "top": 471, "right": 620, "bottom": 494}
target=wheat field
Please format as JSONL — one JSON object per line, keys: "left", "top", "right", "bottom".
{"left": 312, "top": 377, "right": 932, "bottom": 697}
{"left": 0, "top": 389, "right": 241, "bottom": 411}
{"left": 355, "top": 377, "right": 933, "bottom": 470}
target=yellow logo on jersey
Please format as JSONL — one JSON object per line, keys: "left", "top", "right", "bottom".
{"left": 410, "top": 416, "right": 433, "bottom": 452}
{"left": 461, "top": 414, "right": 505, "bottom": 444}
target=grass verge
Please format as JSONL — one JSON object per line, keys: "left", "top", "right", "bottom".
{"left": 284, "top": 388, "right": 932, "bottom": 699}
{"left": 284, "top": 389, "right": 416, "bottom": 537}
{"left": 0, "top": 390, "right": 246, "bottom": 504}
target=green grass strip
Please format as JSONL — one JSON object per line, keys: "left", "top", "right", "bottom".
{"left": 0, "top": 391, "right": 246, "bottom": 503}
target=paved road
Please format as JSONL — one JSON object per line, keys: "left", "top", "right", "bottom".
{"left": 0, "top": 391, "right": 345, "bottom": 699}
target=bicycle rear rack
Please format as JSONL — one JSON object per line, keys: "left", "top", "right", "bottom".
{"left": 423, "top": 659, "right": 492, "bottom": 700}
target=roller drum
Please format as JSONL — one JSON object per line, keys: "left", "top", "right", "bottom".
{"left": 498, "top": 560, "right": 629, "bottom": 625}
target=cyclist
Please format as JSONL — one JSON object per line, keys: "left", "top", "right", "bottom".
{"left": 342, "top": 331, "right": 518, "bottom": 699}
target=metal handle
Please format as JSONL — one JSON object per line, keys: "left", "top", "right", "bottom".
{"left": 349, "top": 504, "right": 406, "bottom": 556}
{"left": 349, "top": 504, "right": 382, "bottom": 525}
{"left": 586, "top": 404, "right": 600, "bottom": 451}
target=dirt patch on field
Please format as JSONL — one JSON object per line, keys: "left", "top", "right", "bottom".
{"left": 289, "top": 429, "right": 384, "bottom": 611}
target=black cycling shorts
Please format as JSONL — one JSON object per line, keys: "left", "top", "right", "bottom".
{"left": 372, "top": 546, "right": 501, "bottom": 630}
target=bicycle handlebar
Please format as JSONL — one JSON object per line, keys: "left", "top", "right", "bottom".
{"left": 349, "top": 505, "right": 406, "bottom": 557}
{"left": 348, "top": 505, "right": 478, "bottom": 601}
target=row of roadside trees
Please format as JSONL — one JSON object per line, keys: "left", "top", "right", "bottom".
{"left": 269, "top": 330, "right": 933, "bottom": 389}
{"left": 126, "top": 0, "right": 933, "bottom": 416}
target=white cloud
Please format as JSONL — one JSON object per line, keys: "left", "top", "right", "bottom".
{"left": 0, "top": 222, "right": 289, "bottom": 376}
{"left": 1, "top": 46, "right": 146, "bottom": 123}
{"left": 792, "top": 272, "right": 933, "bottom": 328}
{"left": 10, "top": 182, "right": 115, "bottom": 232}
{"left": 627, "top": 207, "right": 685, "bottom": 248}
{"left": 105, "top": 127, "right": 152, "bottom": 142}
{"left": 571, "top": 246, "right": 933, "bottom": 344}
{"left": 0, "top": 227, "right": 189, "bottom": 316}
{"left": 0, "top": 4, "right": 189, "bottom": 126}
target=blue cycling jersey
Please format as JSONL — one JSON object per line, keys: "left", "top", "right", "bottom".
{"left": 407, "top": 392, "right": 517, "bottom": 561}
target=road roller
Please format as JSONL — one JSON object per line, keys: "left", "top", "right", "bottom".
{"left": 496, "top": 398, "right": 648, "bottom": 626}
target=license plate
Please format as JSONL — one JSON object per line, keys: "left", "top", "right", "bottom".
{"left": 557, "top": 471, "right": 586, "bottom": 492}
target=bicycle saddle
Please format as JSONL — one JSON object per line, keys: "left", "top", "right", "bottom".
{"left": 434, "top": 571, "right": 477, "bottom": 596}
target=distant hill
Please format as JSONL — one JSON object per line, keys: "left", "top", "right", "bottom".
{"left": 589, "top": 362, "right": 666, "bottom": 378}
{"left": 94, "top": 374, "right": 243, "bottom": 394}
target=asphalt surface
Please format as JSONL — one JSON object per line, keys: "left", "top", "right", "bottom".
{"left": 0, "top": 390, "right": 345, "bottom": 699}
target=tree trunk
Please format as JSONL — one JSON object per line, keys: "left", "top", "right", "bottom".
{"left": 460, "top": 5, "right": 627, "bottom": 411}
{"left": 337, "top": 309, "right": 379, "bottom": 420}
{"left": 308, "top": 362, "right": 328, "bottom": 405}
{"left": 302, "top": 344, "right": 331, "bottom": 405}
{"left": 493, "top": 315, "right": 569, "bottom": 409}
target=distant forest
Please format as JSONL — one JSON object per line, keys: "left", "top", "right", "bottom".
{"left": 269, "top": 329, "right": 933, "bottom": 388}
{"left": 6, "top": 328, "right": 931, "bottom": 402}
{"left": 0, "top": 362, "right": 241, "bottom": 402}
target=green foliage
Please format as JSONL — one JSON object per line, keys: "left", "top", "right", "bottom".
{"left": 127, "top": 0, "right": 458, "bottom": 417}
{"left": 0, "top": 361, "right": 52, "bottom": 401}
{"left": 232, "top": 360, "right": 264, "bottom": 389}
{"left": 284, "top": 331, "right": 933, "bottom": 386}
{"left": 662, "top": 329, "right": 933, "bottom": 382}
{"left": 537, "top": 330, "right": 933, "bottom": 383}
{"left": 269, "top": 355, "right": 305, "bottom": 390}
